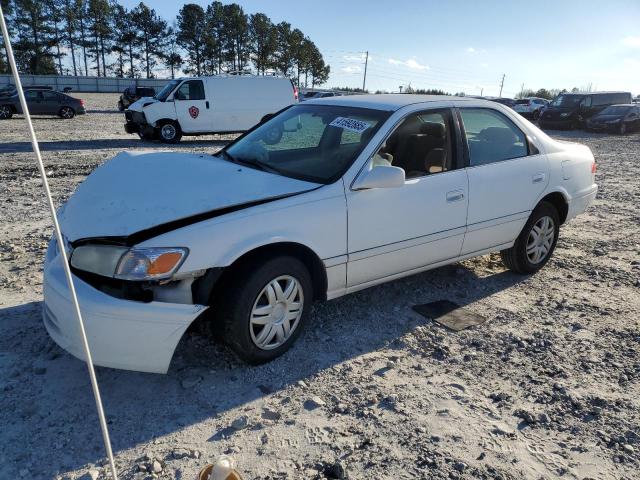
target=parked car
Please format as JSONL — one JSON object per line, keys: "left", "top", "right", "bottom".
{"left": 124, "top": 75, "right": 298, "bottom": 143}
{"left": 300, "top": 91, "right": 342, "bottom": 101}
{"left": 44, "top": 95, "right": 598, "bottom": 373}
{"left": 585, "top": 104, "right": 640, "bottom": 134}
{"left": 0, "top": 89, "right": 85, "bottom": 119}
{"left": 513, "top": 97, "right": 549, "bottom": 120}
{"left": 485, "top": 97, "right": 516, "bottom": 108}
{"left": 539, "top": 91, "right": 633, "bottom": 129}
{"left": 117, "top": 86, "right": 156, "bottom": 111}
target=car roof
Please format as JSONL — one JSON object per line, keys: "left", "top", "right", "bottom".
{"left": 308, "top": 94, "right": 477, "bottom": 111}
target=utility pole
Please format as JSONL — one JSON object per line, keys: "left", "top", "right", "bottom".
{"left": 362, "top": 51, "right": 369, "bottom": 92}
{"left": 499, "top": 74, "right": 505, "bottom": 97}
{"left": 480, "top": 87, "right": 483, "bottom": 96}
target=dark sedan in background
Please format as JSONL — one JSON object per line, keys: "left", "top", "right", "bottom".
{"left": 586, "top": 104, "right": 640, "bottom": 134}
{"left": 0, "top": 89, "right": 86, "bottom": 119}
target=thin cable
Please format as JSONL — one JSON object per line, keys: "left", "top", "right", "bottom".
{"left": 0, "top": 5, "right": 119, "bottom": 480}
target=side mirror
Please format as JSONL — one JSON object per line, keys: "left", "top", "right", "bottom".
{"left": 353, "top": 165, "right": 405, "bottom": 190}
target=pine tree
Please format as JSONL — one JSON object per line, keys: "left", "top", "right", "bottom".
{"left": 248, "top": 12, "right": 276, "bottom": 75}
{"left": 164, "top": 24, "right": 182, "bottom": 79}
{"left": 62, "top": 0, "right": 78, "bottom": 75}
{"left": 177, "top": 3, "right": 205, "bottom": 76}
{"left": 87, "top": 0, "right": 111, "bottom": 76}
{"left": 131, "top": 2, "right": 167, "bottom": 78}
{"left": 10, "top": 0, "right": 57, "bottom": 74}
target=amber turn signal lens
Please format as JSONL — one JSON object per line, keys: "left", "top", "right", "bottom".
{"left": 147, "top": 252, "right": 183, "bottom": 275}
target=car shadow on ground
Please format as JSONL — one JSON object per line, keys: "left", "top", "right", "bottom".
{"left": 0, "top": 261, "right": 528, "bottom": 476}
{"left": 0, "top": 138, "right": 231, "bottom": 153}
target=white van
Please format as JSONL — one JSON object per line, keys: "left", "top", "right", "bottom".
{"left": 124, "top": 75, "right": 298, "bottom": 143}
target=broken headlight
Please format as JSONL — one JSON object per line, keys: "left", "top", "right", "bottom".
{"left": 70, "top": 245, "right": 188, "bottom": 281}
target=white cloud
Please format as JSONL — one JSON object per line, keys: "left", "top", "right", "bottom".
{"left": 341, "top": 65, "right": 362, "bottom": 74}
{"left": 343, "top": 54, "right": 365, "bottom": 62}
{"left": 622, "top": 36, "right": 640, "bottom": 48}
{"left": 467, "top": 47, "right": 475, "bottom": 53}
{"left": 387, "top": 58, "right": 429, "bottom": 70}
{"left": 481, "top": 62, "right": 489, "bottom": 68}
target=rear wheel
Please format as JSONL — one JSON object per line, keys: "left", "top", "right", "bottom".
{"left": 59, "top": 106, "right": 75, "bottom": 119}
{"left": 500, "top": 202, "right": 560, "bottom": 274}
{"left": 159, "top": 121, "right": 182, "bottom": 143}
{"left": 532, "top": 109, "right": 540, "bottom": 121}
{"left": 216, "top": 256, "right": 313, "bottom": 364}
{"left": 0, "top": 105, "right": 12, "bottom": 119}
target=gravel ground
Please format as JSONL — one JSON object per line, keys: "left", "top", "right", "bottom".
{"left": 0, "top": 93, "right": 639, "bottom": 480}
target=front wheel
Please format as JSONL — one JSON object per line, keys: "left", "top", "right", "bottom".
{"left": 59, "top": 106, "right": 75, "bottom": 119}
{"left": 500, "top": 202, "right": 560, "bottom": 274}
{"left": 0, "top": 105, "right": 13, "bottom": 119}
{"left": 217, "top": 256, "right": 313, "bottom": 364}
{"left": 158, "top": 121, "right": 182, "bottom": 143}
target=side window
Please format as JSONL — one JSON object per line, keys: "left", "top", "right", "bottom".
{"left": 43, "top": 91, "right": 59, "bottom": 101}
{"left": 459, "top": 108, "right": 528, "bottom": 166}
{"left": 25, "top": 90, "right": 41, "bottom": 101}
{"left": 372, "top": 109, "right": 454, "bottom": 178}
{"left": 175, "top": 80, "right": 205, "bottom": 101}
{"left": 582, "top": 96, "right": 593, "bottom": 107}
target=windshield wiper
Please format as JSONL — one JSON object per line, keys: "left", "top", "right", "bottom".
{"left": 217, "top": 150, "right": 286, "bottom": 176}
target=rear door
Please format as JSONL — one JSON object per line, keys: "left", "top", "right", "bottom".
{"left": 173, "top": 79, "right": 210, "bottom": 133}
{"left": 42, "top": 90, "right": 62, "bottom": 114}
{"left": 458, "top": 107, "right": 549, "bottom": 255}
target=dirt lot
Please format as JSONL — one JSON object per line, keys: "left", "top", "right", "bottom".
{"left": 0, "top": 93, "right": 639, "bottom": 480}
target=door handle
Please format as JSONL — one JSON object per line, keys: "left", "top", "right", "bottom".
{"left": 205, "top": 101, "right": 210, "bottom": 109}
{"left": 532, "top": 173, "right": 545, "bottom": 184}
{"left": 446, "top": 190, "right": 464, "bottom": 202}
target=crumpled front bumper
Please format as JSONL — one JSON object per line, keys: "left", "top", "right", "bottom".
{"left": 43, "top": 247, "right": 207, "bottom": 374}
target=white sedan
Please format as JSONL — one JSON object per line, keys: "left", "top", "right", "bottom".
{"left": 43, "top": 95, "right": 598, "bottom": 373}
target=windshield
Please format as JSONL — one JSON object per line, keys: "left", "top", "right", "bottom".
{"left": 550, "top": 94, "right": 584, "bottom": 108}
{"left": 223, "top": 104, "right": 391, "bottom": 184}
{"left": 599, "top": 105, "right": 631, "bottom": 115}
{"left": 154, "top": 80, "right": 180, "bottom": 101}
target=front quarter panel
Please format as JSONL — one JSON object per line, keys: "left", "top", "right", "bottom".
{"left": 137, "top": 181, "right": 347, "bottom": 273}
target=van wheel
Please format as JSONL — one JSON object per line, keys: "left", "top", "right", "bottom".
{"left": 217, "top": 256, "right": 313, "bottom": 364}
{"left": 0, "top": 105, "right": 13, "bottom": 119}
{"left": 159, "top": 121, "right": 182, "bottom": 143}
{"left": 500, "top": 202, "right": 560, "bottom": 274}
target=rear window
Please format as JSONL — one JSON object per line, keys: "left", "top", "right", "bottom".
{"left": 516, "top": 99, "right": 530, "bottom": 105}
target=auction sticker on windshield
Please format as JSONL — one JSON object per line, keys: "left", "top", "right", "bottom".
{"left": 329, "top": 117, "right": 371, "bottom": 134}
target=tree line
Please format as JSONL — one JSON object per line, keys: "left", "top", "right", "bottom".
{"left": 0, "top": 0, "right": 330, "bottom": 88}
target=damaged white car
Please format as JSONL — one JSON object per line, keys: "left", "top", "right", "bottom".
{"left": 43, "top": 95, "right": 598, "bottom": 373}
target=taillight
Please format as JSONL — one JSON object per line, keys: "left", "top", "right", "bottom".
{"left": 80, "top": 99, "right": 85, "bottom": 106}
{"left": 294, "top": 86, "right": 298, "bottom": 101}
{"left": 591, "top": 161, "right": 597, "bottom": 174}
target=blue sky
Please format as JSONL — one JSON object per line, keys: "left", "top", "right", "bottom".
{"left": 122, "top": 0, "right": 640, "bottom": 96}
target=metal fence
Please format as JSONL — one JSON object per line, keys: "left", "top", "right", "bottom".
{"left": 0, "top": 74, "right": 170, "bottom": 93}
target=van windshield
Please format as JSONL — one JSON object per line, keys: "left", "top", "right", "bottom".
{"left": 154, "top": 80, "right": 180, "bottom": 101}
{"left": 221, "top": 104, "right": 391, "bottom": 184}
{"left": 550, "top": 94, "right": 584, "bottom": 108}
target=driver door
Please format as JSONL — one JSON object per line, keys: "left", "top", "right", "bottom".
{"left": 173, "top": 80, "right": 209, "bottom": 133}
{"left": 345, "top": 109, "right": 469, "bottom": 287}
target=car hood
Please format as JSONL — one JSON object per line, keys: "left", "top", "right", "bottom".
{"left": 128, "top": 97, "right": 158, "bottom": 112}
{"left": 59, "top": 151, "right": 320, "bottom": 243}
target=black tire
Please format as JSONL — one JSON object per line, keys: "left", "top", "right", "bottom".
{"left": 59, "top": 106, "right": 75, "bottom": 119}
{"left": 217, "top": 256, "right": 313, "bottom": 364}
{"left": 158, "top": 120, "right": 182, "bottom": 143}
{"left": 0, "top": 105, "right": 13, "bottom": 120}
{"left": 117, "top": 101, "right": 124, "bottom": 112}
{"left": 532, "top": 109, "right": 540, "bottom": 121}
{"left": 137, "top": 131, "right": 157, "bottom": 141}
{"left": 500, "top": 201, "right": 560, "bottom": 274}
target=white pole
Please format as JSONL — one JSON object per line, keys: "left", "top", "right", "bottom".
{"left": 0, "top": 6, "right": 119, "bottom": 480}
